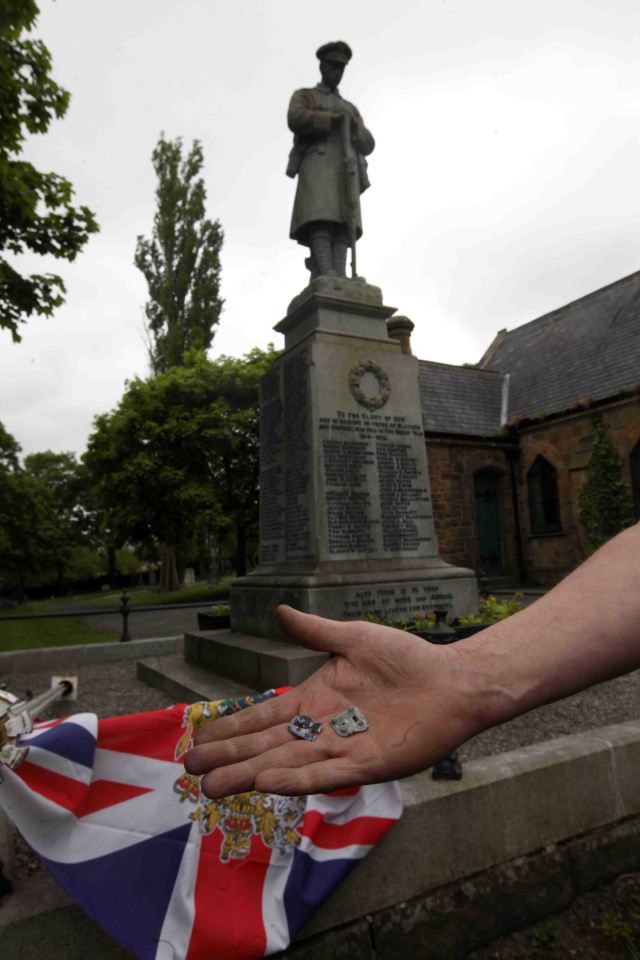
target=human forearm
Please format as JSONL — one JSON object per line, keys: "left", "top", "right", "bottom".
{"left": 456, "top": 523, "right": 640, "bottom": 734}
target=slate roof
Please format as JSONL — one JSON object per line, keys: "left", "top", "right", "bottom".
{"left": 418, "top": 361, "right": 505, "bottom": 436}
{"left": 417, "top": 270, "right": 640, "bottom": 435}
{"left": 479, "top": 270, "right": 640, "bottom": 421}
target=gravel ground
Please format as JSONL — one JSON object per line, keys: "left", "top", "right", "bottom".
{"left": 460, "top": 668, "right": 640, "bottom": 762}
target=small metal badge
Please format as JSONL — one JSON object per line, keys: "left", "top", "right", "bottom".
{"left": 330, "top": 705, "right": 369, "bottom": 737}
{"left": 288, "top": 715, "right": 322, "bottom": 742}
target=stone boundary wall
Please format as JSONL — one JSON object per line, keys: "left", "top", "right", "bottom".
{"left": 2, "top": 719, "right": 640, "bottom": 959}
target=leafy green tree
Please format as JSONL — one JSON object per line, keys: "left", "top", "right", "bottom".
{"left": 0, "top": 0, "right": 98, "bottom": 341}
{"left": 0, "top": 435, "right": 93, "bottom": 596}
{"left": 22, "top": 450, "right": 90, "bottom": 589}
{"left": 578, "top": 413, "right": 635, "bottom": 552}
{"left": 0, "top": 424, "right": 55, "bottom": 597}
{"left": 84, "top": 347, "right": 277, "bottom": 591}
{"left": 135, "top": 135, "right": 224, "bottom": 374}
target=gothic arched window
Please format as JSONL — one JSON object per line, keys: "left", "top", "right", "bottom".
{"left": 527, "top": 455, "right": 561, "bottom": 534}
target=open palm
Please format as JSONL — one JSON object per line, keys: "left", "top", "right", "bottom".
{"left": 184, "top": 606, "right": 477, "bottom": 797}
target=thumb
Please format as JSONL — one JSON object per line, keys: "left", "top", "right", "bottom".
{"left": 275, "top": 605, "right": 351, "bottom": 655}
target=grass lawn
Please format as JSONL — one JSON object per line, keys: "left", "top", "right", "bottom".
{"left": 0, "top": 618, "right": 119, "bottom": 652}
{"left": 98, "top": 576, "right": 236, "bottom": 608}
{"left": 12, "top": 576, "right": 236, "bottom": 613}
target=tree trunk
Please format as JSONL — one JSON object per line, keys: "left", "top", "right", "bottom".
{"left": 159, "top": 543, "right": 180, "bottom": 592}
{"left": 235, "top": 521, "right": 247, "bottom": 577}
{"left": 107, "top": 544, "right": 117, "bottom": 589}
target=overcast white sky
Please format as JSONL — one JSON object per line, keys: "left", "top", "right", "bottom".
{"left": 2, "top": 0, "right": 640, "bottom": 457}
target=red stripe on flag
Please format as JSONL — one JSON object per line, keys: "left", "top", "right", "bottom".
{"left": 187, "top": 828, "right": 269, "bottom": 960}
{"left": 98, "top": 705, "right": 187, "bottom": 761}
{"left": 325, "top": 787, "right": 360, "bottom": 797}
{"left": 74, "top": 779, "right": 152, "bottom": 817}
{"left": 300, "top": 810, "right": 396, "bottom": 849}
{"left": 17, "top": 761, "right": 152, "bottom": 816}
{"left": 30, "top": 718, "right": 65, "bottom": 732}
{"left": 17, "top": 761, "right": 86, "bottom": 812}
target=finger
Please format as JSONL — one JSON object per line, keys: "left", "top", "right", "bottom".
{"left": 193, "top": 688, "right": 301, "bottom": 745}
{"left": 255, "top": 758, "right": 368, "bottom": 797}
{"left": 275, "top": 605, "right": 354, "bottom": 655}
{"left": 199, "top": 737, "right": 334, "bottom": 799}
{"left": 185, "top": 722, "right": 293, "bottom": 774}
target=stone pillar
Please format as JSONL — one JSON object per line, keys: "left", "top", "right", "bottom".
{"left": 231, "top": 277, "right": 477, "bottom": 639}
{"left": 386, "top": 315, "right": 414, "bottom": 356}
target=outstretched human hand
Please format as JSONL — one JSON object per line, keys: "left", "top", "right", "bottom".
{"left": 184, "top": 605, "right": 480, "bottom": 797}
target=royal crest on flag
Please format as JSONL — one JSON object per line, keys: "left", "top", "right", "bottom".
{"left": 0, "top": 690, "right": 402, "bottom": 959}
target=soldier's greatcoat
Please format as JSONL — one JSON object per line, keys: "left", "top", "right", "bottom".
{"left": 287, "top": 83, "right": 375, "bottom": 245}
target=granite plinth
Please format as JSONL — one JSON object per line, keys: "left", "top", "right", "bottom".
{"left": 232, "top": 287, "right": 477, "bottom": 638}
{"left": 231, "top": 563, "right": 476, "bottom": 639}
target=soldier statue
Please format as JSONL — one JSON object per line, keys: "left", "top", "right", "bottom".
{"left": 286, "top": 41, "right": 375, "bottom": 280}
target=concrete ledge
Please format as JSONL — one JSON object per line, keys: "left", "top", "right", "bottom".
{"left": 299, "top": 718, "right": 640, "bottom": 937}
{"left": 184, "top": 629, "right": 329, "bottom": 687}
{"left": 0, "top": 636, "right": 183, "bottom": 673}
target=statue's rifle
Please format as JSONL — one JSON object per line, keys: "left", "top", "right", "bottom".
{"left": 0, "top": 679, "right": 76, "bottom": 772}
{"left": 342, "top": 112, "right": 359, "bottom": 279}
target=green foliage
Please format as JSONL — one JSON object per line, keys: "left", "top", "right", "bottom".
{"left": 578, "top": 413, "right": 635, "bottom": 552}
{"left": 83, "top": 348, "right": 278, "bottom": 581}
{"left": 0, "top": 0, "right": 98, "bottom": 341}
{"left": 600, "top": 910, "right": 640, "bottom": 958}
{"left": 210, "top": 602, "right": 230, "bottom": 616}
{"left": 457, "top": 593, "right": 523, "bottom": 625}
{"left": 528, "top": 917, "right": 559, "bottom": 947}
{"left": 115, "top": 548, "right": 141, "bottom": 576}
{"left": 0, "top": 428, "right": 94, "bottom": 593}
{"left": 135, "top": 135, "right": 224, "bottom": 373}
{"left": 363, "top": 611, "right": 437, "bottom": 631}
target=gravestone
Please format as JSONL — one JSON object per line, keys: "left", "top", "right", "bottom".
{"left": 231, "top": 277, "right": 476, "bottom": 638}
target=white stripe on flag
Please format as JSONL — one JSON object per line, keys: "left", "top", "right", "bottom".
{"left": 20, "top": 713, "right": 97, "bottom": 742}
{"left": 261, "top": 846, "right": 295, "bottom": 955}
{"left": 305, "top": 781, "right": 403, "bottom": 824}
{"left": 297, "top": 835, "right": 373, "bottom": 862}
{"left": 22, "top": 745, "right": 93, "bottom": 784}
{"left": 155, "top": 821, "right": 201, "bottom": 960}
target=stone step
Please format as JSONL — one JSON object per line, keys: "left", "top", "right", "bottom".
{"left": 136, "top": 654, "right": 255, "bottom": 702}
{"left": 184, "top": 629, "right": 329, "bottom": 689}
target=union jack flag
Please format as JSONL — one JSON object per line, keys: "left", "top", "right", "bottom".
{"left": 0, "top": 692, "right": 402, "bottom": 959}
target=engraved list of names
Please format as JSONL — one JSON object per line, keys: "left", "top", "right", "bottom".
{"left": 319, "top": 409, "right": 434, "bottom": 559}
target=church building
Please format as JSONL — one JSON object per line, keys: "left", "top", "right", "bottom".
{"left": 399, "top": 271, "right": 640, "bottom": 586}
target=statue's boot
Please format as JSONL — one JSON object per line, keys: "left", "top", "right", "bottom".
{"left": 309, "top": 227, "right": 336, "bottom": 276}
{"left": 333, "top": 240, "right": 348, "bottom": 278}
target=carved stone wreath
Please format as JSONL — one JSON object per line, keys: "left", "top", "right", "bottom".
{"left": 348, "top": 359, "right": 391, "bottom": 410}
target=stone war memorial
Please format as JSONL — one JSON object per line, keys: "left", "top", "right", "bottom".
{"left": 187, "top": 40, "right": 476, "bottom": 688}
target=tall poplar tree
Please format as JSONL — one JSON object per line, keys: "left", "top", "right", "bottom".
{"left": 135, "top": 135, "right": 224, "bottom": 374}
{"left": 0, "top": 0, "right": 98, "bottom": 341}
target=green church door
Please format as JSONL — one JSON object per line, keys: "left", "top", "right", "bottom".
{"left": 474, "top": 470, "right": 504, "bottom": 576}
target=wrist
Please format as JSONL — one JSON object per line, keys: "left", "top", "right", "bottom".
{"left": 444, "top": 624, "right": 516, "bottom": 737}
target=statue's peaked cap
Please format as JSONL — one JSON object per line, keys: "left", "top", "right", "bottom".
{"left": 316, "top": 41, "right": 352, "bottom": 64}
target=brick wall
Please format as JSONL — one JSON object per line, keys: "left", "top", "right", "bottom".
{"left": 425, "top": 394, "right": 639, "bottom": 586}
{"left": 426, "top": 436, "right": 520, "bottom": 580}
{"left": 515, "top": 395, "right": 640, "bottom": 584}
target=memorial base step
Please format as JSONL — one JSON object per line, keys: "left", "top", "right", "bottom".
{"left": 183, "top": 629, "right": 329, "bottom": 689}
{"left": 136, "top": 654, "right": 256, "bottom": 702}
